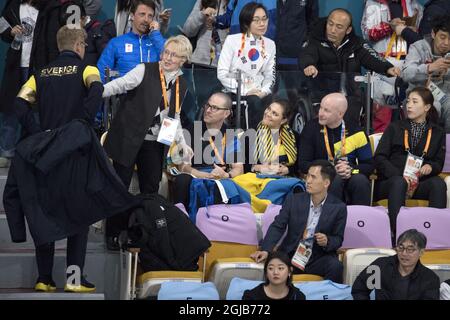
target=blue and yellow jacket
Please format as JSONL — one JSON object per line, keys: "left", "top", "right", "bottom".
{"left": 298, "top": 119, "right": 374, "bottom": 176}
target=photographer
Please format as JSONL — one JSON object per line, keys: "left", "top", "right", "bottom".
{"left": 298, "top": 93, "right": 373, "bottom": 206}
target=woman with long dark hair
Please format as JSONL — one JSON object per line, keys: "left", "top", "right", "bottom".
{"left": 374, "top": 87, "right": 447, "bottom": 241}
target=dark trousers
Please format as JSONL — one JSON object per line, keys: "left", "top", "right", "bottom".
{"left": 329, "top": 174, "right": 371, "bottom": 206}
{"left": 375, "top": 175, "right": 447, "bottom": 233}
{"left": 172, "top": 173, "right": 223, "bottom": 209}
{"left": 35, "top": 227, "right": 89, "bottom": 281}
{"left": 105, "top": 140, "right": 164, "bottom": 237}
{"left": 294, "top": 254, "right": 343, "bottom": 283}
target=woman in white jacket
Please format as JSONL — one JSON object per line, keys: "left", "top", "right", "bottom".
{"left": 217, "top": 2, "right": 276, "bottom": 129}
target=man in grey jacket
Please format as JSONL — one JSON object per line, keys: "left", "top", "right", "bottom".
{"left": 402, "top": 16, "right": 450, "bottom": 131}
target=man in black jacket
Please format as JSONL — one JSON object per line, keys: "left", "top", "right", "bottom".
{"left": 9, "top": 25, "right": 104, "bottom": 293}
{"left": 251, "top": 159, "right": 347, "bottom": 283}
{"left": 352, "top": 229, "right": 440, "bottom": 300}
{"left": 299, "top": 8, "right": 400, "bottom": 126}
{"left": 298, "top": 93, "right": 373, "bottom": 206}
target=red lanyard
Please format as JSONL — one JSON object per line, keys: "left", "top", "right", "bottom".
{"left": 209, "top": 135, "right": 226, "bottom": 165}
{"left": 159, "top": 67, "right": 180, "bottom": 114}
{"left": 404, "top": 128, "right": 432, "bottom": 157}
{"left": 323, "top": 123, "right": 346, "bottom": 162}
{"left": 237, "top": 33, "right": 266, "bottom": 58}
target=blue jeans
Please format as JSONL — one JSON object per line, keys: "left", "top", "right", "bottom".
{"left": 0, "top": 68, "right": 29, "bottom": 158}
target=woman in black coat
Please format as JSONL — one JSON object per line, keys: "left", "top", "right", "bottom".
{"left": 374, "top": 87, "right": 447, "bottom": 238}
{"left": 242, "top": 251, "right": 306, "bottom": 300}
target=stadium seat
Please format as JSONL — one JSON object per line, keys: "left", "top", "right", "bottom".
{"left": 174, "top": 203, "right": 188, "bottom": 215}
{"left": 397, "top": 207, "right": 450, "bottom": 249}
{"left": 157, "top": 281, "right": 220, "bottom": 300}
{"left": 341, "top": 206, "right": 392, "bottom": 249}
{"left": 226, "top": 277, "right": 263, "bottom": 300}
{"left": 343, "top": 248, "right": 396, "bottom": 286}
{"left": 195, "top": 204, "right": 264, "bottom": 298}
{"left": 261, "top": 204, "right": 282, "bottom": 238}
{"left": 295, "top": 280, "right": 353, "bottom": 300}
{"left": 291, "top": 274, "right": 324, "bottom": 283}
{"left": 421, "top": 250, "right": 450, "bottom": 283}
{"left": 196, "top": 203, "right": 259, "bottom": 245}
{"left": 137, "top": 271, "right": 204, "bottom": 299}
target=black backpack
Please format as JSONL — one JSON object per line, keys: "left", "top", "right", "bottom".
{"left": 127, "top": 194, "right": 211, "bottom": 272}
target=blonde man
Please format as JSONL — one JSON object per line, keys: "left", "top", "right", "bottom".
{"left": 10, "top": 25, "right": 103, "bottom": 293}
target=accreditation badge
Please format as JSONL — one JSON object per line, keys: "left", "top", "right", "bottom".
{"left": 403, "top": 152, "right": 423, "bottom": 198}
{"left": 291, "top": 241, "right": 312, "bottom": 271}
{"left": 428, "top": 81, "right": 447, "bottom": 104}
{"left": 157, "top": 117, "right": 179, "bottom": 146}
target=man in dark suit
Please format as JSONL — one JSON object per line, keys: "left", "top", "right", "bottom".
{"left": 251, "top": 159, "right": 347, "bottom": 283}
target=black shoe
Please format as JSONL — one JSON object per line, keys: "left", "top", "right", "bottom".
{"left": 35, "top": 277, "right": 56, "bottom": 292}
{"left": 65, "top": 276, "right": 96, "bottom": 293}
{"left": 106, "top": 236, "right": 120, "bottom": 251}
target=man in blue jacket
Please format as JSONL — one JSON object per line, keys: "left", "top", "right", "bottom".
{"left": 251, "top": 159, "right": 347, "bottom": 283}
{"left": 97, "top": 0, "right": 165, "bottom": 81}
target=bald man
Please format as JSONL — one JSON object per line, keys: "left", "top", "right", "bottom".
{"left": 298, "top": 93, "right": 373, "bottom": 205}
{"left": 299, "top": 8, "right": 400, "bottom": 126}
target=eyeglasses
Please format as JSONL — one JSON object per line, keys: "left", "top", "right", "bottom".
{"left": 396, "top": 245, "right": 419, "bottom": 254}
{"left": 205, "top": 103, "right": 230, "bottom": 112}
{"left": 163, "top": 49, "right": 183, "bottom": 59}
{"left": 78, "top": 42, "right": 88, "bottom": 47}
{"left": 252, "top": 17, "right": 268, "bottom": 24}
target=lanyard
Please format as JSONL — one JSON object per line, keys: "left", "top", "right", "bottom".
{"left": 209, "top": 135, "right": 226, "bottom": 165}
{"left": 323, "top": 121, "right": 346, "bottom": 162}
{"left": 237, "top": 33, "right": 266, "bottom": 58}
{"left": 159, "top": 68, "right": 180, "bottom": 114}
{"left": 404, "top": 128, "right": 432, "bottom": 157}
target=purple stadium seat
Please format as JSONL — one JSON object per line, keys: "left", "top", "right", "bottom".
{"left": 397, "top": 207, "right": 450, "bottom": 249}
{"left": 196, "top": 203, "right": 258, "bottom": 245}
{"left": 262, "top": 204, "right": 282, "bottom": 238}
{"left": 175, "top": 203, "right": 188, "bottom": 215}
{"left": 443, "top": 134, "right": 450, "bottom": 173}
{"left": 341, "top": 206, "right": 392, "bottom": 249}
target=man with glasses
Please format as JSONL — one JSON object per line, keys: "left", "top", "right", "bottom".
{"left": 172, "top": 92, "right": 244, "bottom": 210}
{"left": 352, "top": 229, "right": 440, "bottom": 300}
{"left": 97, "top": 0, "right": 165, "bottom": 82}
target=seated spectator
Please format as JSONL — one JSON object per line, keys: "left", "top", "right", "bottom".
{"left": 251, "top": 160, "right": 347, "bottom": 283}
{"left": 243, "top": 251, "right": 306, "bottom": 300}
{"left": 115, "top": 0, "right": 170, "bottom": 36}
{"left": 217, "top": 2, "right": 275, "bottom": 129}
{"left": 298, "top": 93, "right": 373, "bottom": 206}
{"left": 402, "top": 16, "right": 450, "bottom": 132}
{"left": 98, "top": 0, "right": 165, "bottom": 81}
{"left": 101, "top": 35, "right": 192, "bottom": 250}
{"left": 172, "top": 92, "right": 244, "bottom": 209}
{"left": 352, "top": 229, "right": 440, "bottom": 300}
{"left": 299, "top": 8, "right": 400, "bottom": 126}
{"left": 374, "top": 87, "right": 447, "bottom": 240}
{"left": 182, "top": 0, "right": 228, "bottom": 68}
{"left": 250, "top": 99, "right": 298, "bottom": 176}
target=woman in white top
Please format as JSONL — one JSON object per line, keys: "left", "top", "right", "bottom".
{"left": 217, "top": 2, "right": 276, "bottom": 129}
